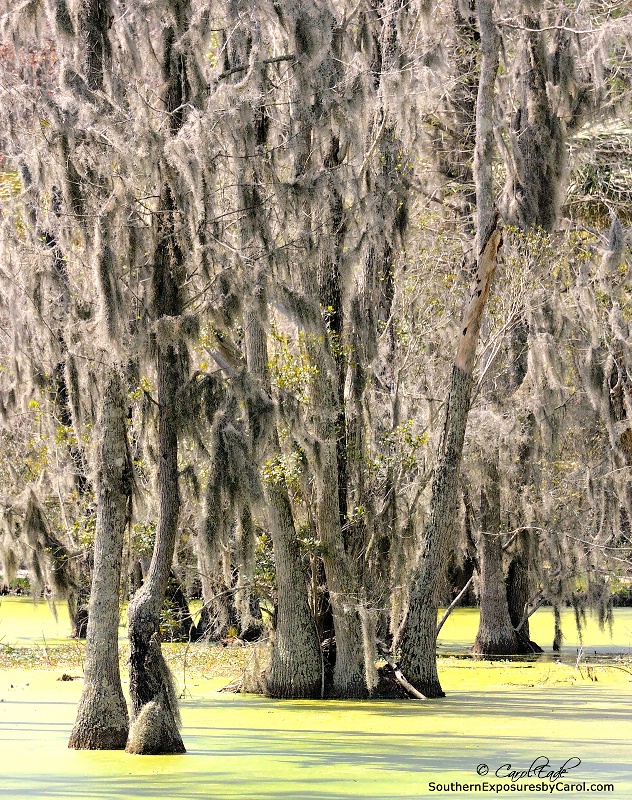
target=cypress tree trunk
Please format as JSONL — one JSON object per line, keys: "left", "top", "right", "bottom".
{"left": 302, "top": 312, "right": 368, "bottom": 697}
{"left": 226, "top": 26, "right": 323, "bottom": 693}
{"left": 126, "top": 0, "right": 190, "bottom": 754}
{"left": 501, "top": 8, "right": 582, "bottom": 642}
{"left": 77, "top": 0, "right": 111, "bottom": 92}
{"left": 502, "top": 12, "right": 566, "bottom": 232}
{"left": 397, "top": 0, "right": 501, "bottom": 699}
{"left": 399, "top": 246, "right": 501, "bottom": 693}
{"left": 472, "top": 458, "right": 521, "bottom": 656}
{"left": 309, "top": 258, "right": 368, "bottom": 697}
{"left": 244, "top": 305, "right": 322, "bottom": 698}
{"left": 265, "top": 483, "right": 323, "bottom": 698}
{"left": 126, "top": 336, "right": 185, "bottom": 754}
{"left": 286, "top": 25, "right": 368, "bottom": 697}
{"left": 314, "top": 430, "right": 367, "bottom": 698}
{"left": 507, "top": 530, "right": 542, "bottom": 652}
{"left": 69, "top": 369, "right": 130, "bottom": 749}
{"left": 126, "top": 183, "right": 185, "bottom": 753}
{"left": 398, "top": 365, "right": 473, "bottom": 696}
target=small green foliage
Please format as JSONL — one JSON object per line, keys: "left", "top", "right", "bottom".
{"left": 54, "top": 425, "right": 77, "bottom": 447}
{"left": 370, "top": 419, "right": 427, "bottom": 474}
{"left": 24, "top": 438, "right": 49, "bottom": 481}
{"left": 130, "top": 521, "right": 157, "bottom": 557}
{"left": 129, "top": 375, "right": 155, "bottom": 401}
{"left": 254, "top": 532, "right": 276, "bottom": 589}
{"left": 71, "top": 497, "right": 96, "bottom": 548}
{"left": 261, "top": 450, "right": 304, "bottom": 498}
{"left": 205, "top": 31, "right": 220, "bottom": 68}
{"left": 267, "top": 324, "right": 319, "bottom": 398}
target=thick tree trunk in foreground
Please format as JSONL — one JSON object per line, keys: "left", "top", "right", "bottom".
{"left": 231, "top": 38, "right": 323, "bottom": 693}
{"left": 69, "top": 369, "right": 130, "bottom": 749}
{"left": 472, "top": 458, "right": 522, "bottom": 656}
{"left": 316, "top": 436, "right": 368, "bottom": 698}
{"left": 507, "top": 530, "right": 542, "bottom": 653}
{"left": 265, "top": 483, "right": 323, "bottom": 698}
{"left": 126, "top": 0, "right": 189, "bottom": 753}
{"left": 397, "top": 365, "right": 473, "bottom": 696}
{"left": 304, "top": 320, "right": 368, "bottom": 698}
{"left": 284, "top": 18, "right": 368, "bottom": 698}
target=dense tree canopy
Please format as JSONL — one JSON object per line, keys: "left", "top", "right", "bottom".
{"left": 0, "top": 0, "right": 631, "bottom": 750}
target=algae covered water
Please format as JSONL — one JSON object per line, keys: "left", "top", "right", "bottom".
{"left": 1, "top": 598, "right": 631, "bottom": 799}
{"left": 1, "top": 668, "right": 630, "bottom": 799}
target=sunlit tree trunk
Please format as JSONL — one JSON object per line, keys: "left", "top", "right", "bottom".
{"left": 124, "top": 0, "right": 192, "bottom": 753}
{"left": 286, "top": 11, "right": 368, "bottom": 698}
{"left": 69, "top": 368, "right": 130, "bottom": 749}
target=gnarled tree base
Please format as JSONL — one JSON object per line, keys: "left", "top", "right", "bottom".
{"left": 127, "top": 611, "right": 185, "bottom": 755}
{"left": 126, "top": 700, "right": 186, "bottom": 755}
{"left": 472, "top": 629, "right": 543, "bottom": 657}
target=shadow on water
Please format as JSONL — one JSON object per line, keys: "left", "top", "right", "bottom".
{"left": 0, "top": 773, "right": 397, "bottom": 800}
{"left": 183, "top": 687, "right": 632, "bottom": 723}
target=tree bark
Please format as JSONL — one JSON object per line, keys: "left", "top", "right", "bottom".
{"left": 69, "top": 368, "right": 130, "bottom": 749}
{"left": 77, "top": 0, "right": 111, "bottom": 92}
{"left": 502, "top": 11, "right": 567, "bottom": 233}
{"left": 244, "top": 304, "right": 322, "bottom": 699}
{"left": 474, "top": 0, "right": 500, "bottom": 252}
{"left": 126, "top": 335, "right": 185, "bottom": 754}
{"left": 286, "top": 30, "right": 369, "bottom": 698}
{"left": 313, "top": 423, "right": 368, "bottom": 698}
{"left": 300, "top": 312, "right": 368, "bottom": 697}
{"left": 472, "top": 457, "right": 522, "bottom": 656}
{"left": 265, "top": 482, "right": 323, "bottom": 698}
{"left": 507, "top": 529, "right": 542, "bottom": 652}
{"left": 397, "top": 364, "right": 473, "bottom": 696}
{"left": 397, "top": 175, "right": 502, "bottom": 695}
{"left": 126, "top": 180, "right": 185, "bottom": 754}
{"left": 125, "top": 0, "right": 189, "bottom": 753}
{"left": 226, "top": 30, "right": 323, "bottom": 693}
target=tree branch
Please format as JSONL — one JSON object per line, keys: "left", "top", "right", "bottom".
{"left": 216, "top": 55, "right": 296, "bottom": 81}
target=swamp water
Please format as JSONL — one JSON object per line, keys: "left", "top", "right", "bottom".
{"left": 1, "top": 597, "right": 631, "bottom": 799}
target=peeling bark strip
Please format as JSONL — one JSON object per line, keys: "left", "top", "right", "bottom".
{"left": 397, "top": 216, "right": 503, "bottom": 698}
{"left": 69, "top": 369, "right": 130, "bottom": 750}
{"left": 396, "top": 0, "right": 501, "bottom": 696}
{"left": 456, "top": 220, "right": 502, "bottom": 375}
